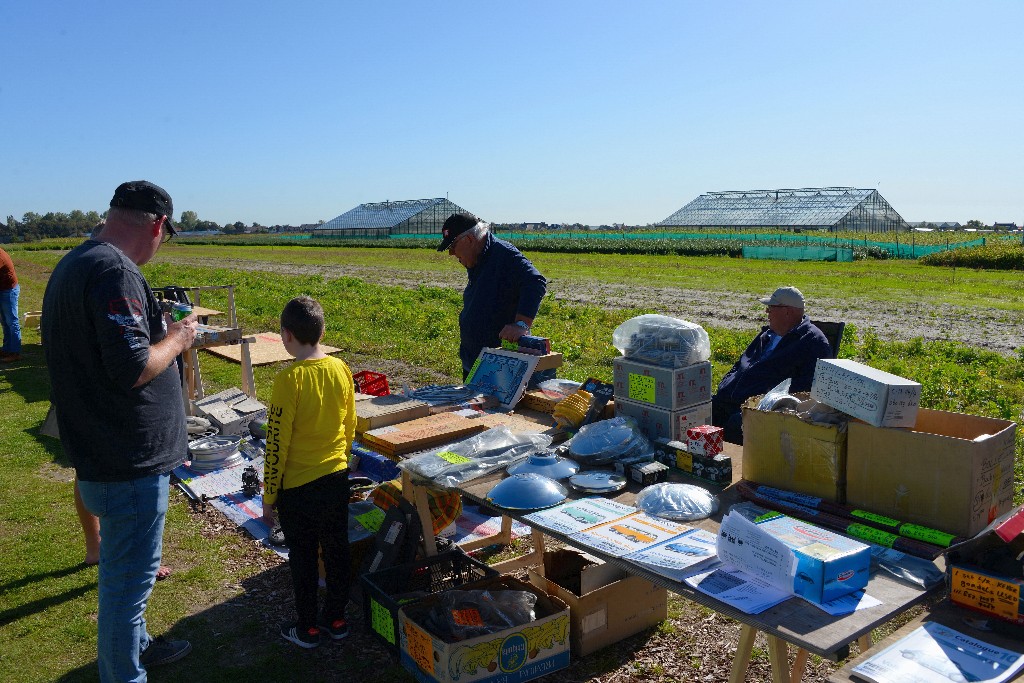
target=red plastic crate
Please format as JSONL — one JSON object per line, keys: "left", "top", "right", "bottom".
{"left": 353, "top": 370, "right": 390, "bottom": 396}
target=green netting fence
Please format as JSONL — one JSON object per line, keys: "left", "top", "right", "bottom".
{"left": 742, "top": 246, "right": 854, "bottom": 262}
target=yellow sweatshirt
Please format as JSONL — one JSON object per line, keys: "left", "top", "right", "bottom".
{"left": 263, "top": 356, "right": 356, "bottom": 505}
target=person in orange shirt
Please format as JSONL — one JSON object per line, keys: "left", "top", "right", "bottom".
{"left": 0, "top": 247, "right": 21, "bottom": 362}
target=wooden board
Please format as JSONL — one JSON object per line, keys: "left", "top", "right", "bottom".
{"left": 355, "top": 395, "right": 431, "bottom": 433}
{"left": 203, "top": 331, "right": 340, "bottom": 365}
{"left": 361, "top": 411, "right": 488, "bottom": 457}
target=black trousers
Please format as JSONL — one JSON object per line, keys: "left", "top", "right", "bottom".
{"left": 276, "top": 470, "right": 350, "bottom": 630}
{"left": 711, "top": 395, "right": 744, "bottom": 445}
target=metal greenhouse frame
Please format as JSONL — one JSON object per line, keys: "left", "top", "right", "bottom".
{"left": 659, "top": 187, "right": 910, "bottom": 233}
{"left": 314, "top": 198, "right": 470, "bottom": 238}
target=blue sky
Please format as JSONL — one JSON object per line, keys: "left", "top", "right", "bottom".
{"left": 1, "top": 1, "right": 1021, "bottom": 227}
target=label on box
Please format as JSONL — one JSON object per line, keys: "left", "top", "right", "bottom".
{"left": 354, "top": 507, "right": 386, "bottom": 533}
{"left": 628, "top": 373, "right": 657, "bottom": 403}
{"left": 437, "top": 451, "right": 471, "bottom": 464}
{"left": 452, "top": 608, "right": 484, "bottom": 627}
{"left": 951, "top": 567, "right": 1021, "bottom": 621}
{"left": 404, "top": 621, "right": 435, "bottom": 674}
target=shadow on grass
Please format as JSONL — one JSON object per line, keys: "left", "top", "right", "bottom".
{"left": 56, "top": 563, "right": 414, "bottom": 683}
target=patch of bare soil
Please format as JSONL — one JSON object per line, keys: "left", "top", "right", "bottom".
{"left": 184, "top": 256, "right": 1022, "bottom": 356}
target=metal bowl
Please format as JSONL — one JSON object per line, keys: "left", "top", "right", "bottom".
{"left": 507, "top": 451, "right": 580, "bottom": 480}
{"left": 568, "top": 471, "right": 628, "bottom": 494}
{"left": 486, "top": 473, "right": 568, "bottom": 511}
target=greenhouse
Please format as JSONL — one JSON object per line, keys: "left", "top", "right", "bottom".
{"left": 659, "top": 187, "right": 910, "bottom": 233}
{"left": 313, "top": 198, "right": 470, "bottom": 238}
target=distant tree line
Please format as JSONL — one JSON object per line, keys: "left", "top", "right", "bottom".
{"left": 2, "top": 209, "right": 300, "bottom": 242}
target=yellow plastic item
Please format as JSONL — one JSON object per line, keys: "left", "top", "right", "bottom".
{"left": 553, "top": 390, "right": 592, "bottom": 428}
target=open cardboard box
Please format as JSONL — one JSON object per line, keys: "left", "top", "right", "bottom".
{"left": 527, "top": 548, "right": 667, "bottom": 657}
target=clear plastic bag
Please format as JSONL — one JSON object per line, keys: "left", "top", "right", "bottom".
{"left": 536, "top": 378, "right": 582, "bottom": 400}
{"left": 565, "top": 416, "right": 654, "bottom": 465}
{"left": 399, "top": 427, "right": 553, "bottom": 489}
{"left": 756, "top": 379, "right": 793, "bottom": 411}
{"left": 612, "top": 314, "right": 711, "bottom": 368}
{"left": 636, "top": 483, "right": 720, "bottom": 521}
{"left": 422, "top": 589, "right": 538, "bottom": 641}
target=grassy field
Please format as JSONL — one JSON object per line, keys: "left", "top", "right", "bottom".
{"left": 3, "top": 244, "right": 1023, "bottom": 681}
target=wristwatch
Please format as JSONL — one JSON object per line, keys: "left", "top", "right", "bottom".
{"left": 514, "top": 321, "right": 530, "bottom": 332}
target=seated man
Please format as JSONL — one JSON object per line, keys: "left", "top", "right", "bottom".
{"left": 711, "top": 286, "right": 831, "bottom": 444}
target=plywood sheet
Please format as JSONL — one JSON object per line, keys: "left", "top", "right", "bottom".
{"left": 361, "top": 412, "right": 488, "bottom": 457}
{"left": 203, "top": 331, "right": 340, "bottom": 366}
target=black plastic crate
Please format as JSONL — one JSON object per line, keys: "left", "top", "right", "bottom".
{"left": 360, "top": 549, "right": 498, "bottom": 655}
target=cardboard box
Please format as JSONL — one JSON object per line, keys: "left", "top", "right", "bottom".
{"left": 398, "top": 575, "right": 570, "bottom": 683}
{"left": 356, "top": 395, "right": 431, "bottom": 434}
{"left": 194, "top": 387, "right": 267, "bottom": 435}
{"left": 686, "top": 424, "right": 724, "bottom": 457}
{"left": 612, "top": 358, "right": 711, "bottom": 411}
{"left": 846, "top": 408, "right": 1017, "bottom": 538}
{"left": 614, "top": 397, "right": 711, "bottom": 442}
{"left": 946, "top": 505, "right": 1024, "bottom": 625}
{"left": 741, "top": 395, "right": 847, "bottom": 502}
{"left": 527, "top": 549, "right": 667, "bottom": 657}
{"left": 753, "top": 512, "right": 871, "bottom": 604}
{"left": 517, "top": 389, "right": 560, "bottom": 414}
{"left": 653, "top": 438, "right": 733, "bottom": 484}
{"left": 810, "top": 359, "right": 921, "bottom": 428}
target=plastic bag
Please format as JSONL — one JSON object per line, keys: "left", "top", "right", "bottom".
{"left": 422, "top": 589, "right": 538, "bottom": 642}
{"left": 536, "top": 378, "right": 582, "bottom": 400}
{"left": 636, "top": 483, "right": 720, "bottom": 521}
{"left": 612, "top": 314, "right": 711, "bottom": 368}
{"left": 399, "top": 427, "right": 552, "bottom": 489}
{"left": 565, "top": 416, "right": 654, "bottom": 465}
{"left": 756, "top": 379, "right": 793, "bottom": 411}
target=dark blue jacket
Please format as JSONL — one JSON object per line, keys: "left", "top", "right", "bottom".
{"left": 459, "top": 233, "right": 546, "bottom": 376}
{"left": 715, "top": 316, "right": 831, "bottom": 404}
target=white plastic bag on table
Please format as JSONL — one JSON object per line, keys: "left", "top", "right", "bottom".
{"left": 536, "top": 378, "right": 582, "bottom": 401}
{"left": 612, "top": 314, "right": 711, "bottom": 368}
{"left": 398, "top": 426, "right": 552, "bottom": 489}
{"left": 636, "top": 483, "right": 719, "bottom": 521}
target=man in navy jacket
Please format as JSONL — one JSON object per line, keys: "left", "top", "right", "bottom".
{"left": 711, "top": 286, "right": 831, "bottom": 444}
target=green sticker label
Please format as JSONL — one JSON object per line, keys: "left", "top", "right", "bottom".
{"left": 898, "top": 524, "right": 956, "bottom": 547}
{"left": 846, "top": 523, "right": 898, "bottom": 548}
{"left": 465, "top": 357, "right": 482, "bottom": 384}
{"left": 850, "top": 509, "right": 901, "bottom": 529}
{"left": 754, "top": 511, "right": 783, "bottom": 523}
{"left": 628, "top": 373, "right": 657, "bottom": 403}
{"left": 354, "top": 507, "right": 386, "bottom": 533}
{"left": 437, "top": 451, "right": 471, "bottom": 465}
{"left": 369, "top": 598, "right": 396, "bottom": 645}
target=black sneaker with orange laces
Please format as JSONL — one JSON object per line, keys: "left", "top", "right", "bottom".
{"left": 280, "top": 622, "right": 321, "bottom": 649}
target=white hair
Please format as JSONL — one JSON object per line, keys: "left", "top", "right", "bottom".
{"left": 470, "top": 222, "right": 489, "bottom": 240}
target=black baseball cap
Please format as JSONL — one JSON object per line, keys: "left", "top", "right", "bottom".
{"left": 437, "top": 212, "right": 479, "bottom": 251}
{"left": 110, "top": 180, "right": 176, "bottom": 235}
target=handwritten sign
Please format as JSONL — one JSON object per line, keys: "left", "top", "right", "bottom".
{"left": 951, "top": 567, "right": 1021, "bottom": 621}
{"left": 404, "top": 621, "right": 435, "bottom": 674}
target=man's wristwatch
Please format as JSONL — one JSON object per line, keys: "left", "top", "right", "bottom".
{"left": 514, "top": 321, "right": 530, "bottom": 333}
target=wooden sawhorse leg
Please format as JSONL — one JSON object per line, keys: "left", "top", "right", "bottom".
{"left": 729, "top": 626, "right": 808, "bottom": 683}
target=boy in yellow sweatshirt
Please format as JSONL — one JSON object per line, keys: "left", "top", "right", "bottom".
{"left": 262, "top": 296, "right": 356, "bottom": 649}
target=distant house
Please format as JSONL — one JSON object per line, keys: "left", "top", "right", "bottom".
{"left": 994, "top": 222, "right": 1019, "bottom": 231}
{"left": 312, "top": 198, "right": 471, "bottom": 238}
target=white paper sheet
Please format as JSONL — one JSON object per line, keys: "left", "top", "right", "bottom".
{"left": 684, "top": 562, "right": 792, "bottom": 615}
{"left": 625, "top": 527, "right": 719, "bottom": 582}
{"left": 716, "top": 510, "right": 795, "bottom": 593}
{"left": 523, "top": 497, "right": 636, "bottom": 536}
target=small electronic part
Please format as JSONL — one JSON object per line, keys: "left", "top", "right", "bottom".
{"left": 241, "top": 465, "right": 261, "bottom": 497}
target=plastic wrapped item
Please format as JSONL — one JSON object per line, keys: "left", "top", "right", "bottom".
{"left": 612, "top": 314, "right": 711, "bottom": 368}
{"left": 422, "top": 589, "right": 538, "bottom": 642}
{"left": 869, "top": 545, "right": 945, "bottom": 590}
{"left": 399, "top": 427, "right": 552, "bottom": 489}
{"left": 565, "top": 416, "right": 654, "bottom": 465}
{"left": 536, "top": 378, "right": 582, "bottom": 400}
{"left": 756, "top": 379, "right": 793, "bottom": 411}
{"left": 636, "top": 483, "right": 720, "bottom": 521}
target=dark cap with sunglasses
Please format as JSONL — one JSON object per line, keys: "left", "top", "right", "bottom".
{"left": 437, "top": 212, "right": 479, "bottom": 251}
{"left": 110, "top": 180, "right": 176, "bottom": 238}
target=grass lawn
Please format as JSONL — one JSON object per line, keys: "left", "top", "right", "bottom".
{"left": 2, "top": 245, "right": 1022, "bottom": 681}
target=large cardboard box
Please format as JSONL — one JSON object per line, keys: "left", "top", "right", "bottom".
{"left": 527, "top": 549, "right": 667, "bottom": 657}
{"left": 810, "top": 359, "right": 921, "bottom": 428}
{"left": 741, "top": 394, "right": 848, "bottom": 502}
{"left": 398, "top": 575, "right": 570, "bottom": 683}
{"left": 946, "top": 505, "right": 1024, "bottom": 625}
{"left": 355, "top": 395, "right": 431, "bottom": 434}
{"left": 614, "top": 397, "right": 711, "bottom": 442}
{"left": 612, "top": 358, "right": 711, "bottom": 411}
{"left": 846, "top": 408, "right": 1017, "bottom": 538}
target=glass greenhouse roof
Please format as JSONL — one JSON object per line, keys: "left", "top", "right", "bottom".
{"left": 660, "top": 187, "right": 880, "bottom": 227}
{"left": 318, "top": 198, "right": 449, "bottom": 231}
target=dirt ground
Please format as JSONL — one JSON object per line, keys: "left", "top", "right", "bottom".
{"left": 183, "top": 256, "right": 1022, "bottom": 356}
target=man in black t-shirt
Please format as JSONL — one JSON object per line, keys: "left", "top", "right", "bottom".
{"left": 42, "top": 181, "right": 198, "bottom": 681}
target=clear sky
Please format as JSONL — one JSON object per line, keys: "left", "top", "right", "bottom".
{"left": 1, "top": 1, "right": 1021, "bottom": 227}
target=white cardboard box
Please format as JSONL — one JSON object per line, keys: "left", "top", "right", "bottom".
{"left": 810, "top": 359, "right": 920, "bottom": 428}
{"left": 614, "top": 397, "right": 711, "bottom": 442}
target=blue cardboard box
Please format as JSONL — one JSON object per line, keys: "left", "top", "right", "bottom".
{"left": 754, "top": 512, "right": 871, "bottom": 604}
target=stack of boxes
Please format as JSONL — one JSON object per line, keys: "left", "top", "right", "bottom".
{"left": 612, "top": 357, "right": 712, "bottom": 442}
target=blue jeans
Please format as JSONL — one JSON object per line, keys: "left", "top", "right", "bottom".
{"left": 0, "top": 284, "right": 20, "bottom": 353}
{"left": 78, "top": 473, "right": 169, "bottom": 683}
